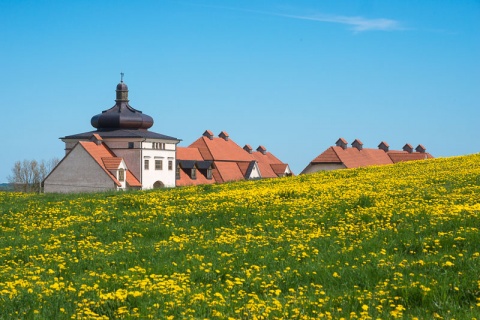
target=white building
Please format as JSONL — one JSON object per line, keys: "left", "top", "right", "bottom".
{"left": 43, "top": 79, "right": 180, "bottom": 193}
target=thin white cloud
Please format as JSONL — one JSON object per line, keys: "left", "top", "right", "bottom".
{"left": 276, "top": 13, "right": 403, "bottom": 33}
{"left": 177, "top": 2, "right": 404, "bottom": 33}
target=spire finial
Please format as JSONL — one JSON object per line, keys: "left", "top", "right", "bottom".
{"left": 120, "top": 72, "right": 124, "bottom": 82}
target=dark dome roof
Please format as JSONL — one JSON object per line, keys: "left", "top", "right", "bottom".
{"left": 91, "top": 81, "right": 154, "bottom": 130}
{"left": 116, "top": 81, "right": 128, "bottom": 91}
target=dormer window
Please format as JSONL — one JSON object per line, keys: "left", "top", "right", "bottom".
{"left": 118, "top": 169, "right": 125, "bottom": 182}
{"left": 191, "top": 167, "right": 197, "bottom": 179}
{"left": 207, "top": 168, "right": 213, "bottom": 179}
{"left": 175, "top": 165, "right": 181, "bottom": 180}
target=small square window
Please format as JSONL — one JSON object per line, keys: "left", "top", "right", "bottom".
{"left": 128, "top": 142, "right": 134, "bottom": 149}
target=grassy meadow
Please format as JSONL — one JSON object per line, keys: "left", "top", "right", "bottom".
{"left": 0, "top": 154, "right": 479, "bottom": 319}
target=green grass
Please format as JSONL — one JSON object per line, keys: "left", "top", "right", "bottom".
{"left": 0, "top": 154, "right": 479, "bottom": 319}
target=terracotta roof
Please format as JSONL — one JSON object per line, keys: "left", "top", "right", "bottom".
{"left": 126, "top": 171, "right": 142, "bottom": 187}
{"left": 102, "top": 157, "right": 122, "bottom": 170}
{"left": 177, "top": 147, "right": 204, "bottom": 160}
{"left": 312, "top": 146, "right": 393, "bottom": 168}
{"left": 387, "top": 151, "right": 433, "bottom": 163}
{"left": 79, "top": 141, "right": 141, "bottom": 188}
{"left": 213, "top": 161, "right": 246, "bottom": 182}
{"left": 270, "top": 163, "right": 288, "bottom": 175}
{"left": 311, "top": 147, "right": 342, "bottom": 163}
{"left": 307, "top": 140, "right": 434, "bottom": 171}
{"left": 79, "top": 141, "right": 122, "bottom": 186}
{"left": 179, "top": 130, "right": 292, "bottom": 184}
{"left": 189, "top": 136, "right": 253, "bottom": 161}
{"left": 237, "top": 161, "right": 252, "bottom": 176}
{"left": 176, "top": 166, "right": 215, "bottom": 187}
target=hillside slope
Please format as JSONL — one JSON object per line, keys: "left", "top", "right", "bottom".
{"left": 0, "top": 154, "right": 479, "bottom": 319}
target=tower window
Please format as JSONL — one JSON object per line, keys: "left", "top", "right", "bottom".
{"left": 152, "top": 142, "right": 166, "bottom": 150}
{"left": 144, "top": 159, "right": 149, "bottom": 170}
{"left": 168, "top": 160, "right": 173, "bottom": 171}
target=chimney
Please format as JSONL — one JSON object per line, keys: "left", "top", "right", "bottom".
{"left": 336, "top": 138, "right": 348, "bottom": 150}
{"left": 352, "top": 139, "right": 363, "bottom": 151}
{"left": 243, "top": 144, "right": 253, "bottom": 154}
{"left": 403, "top": 143, "right": 413, "bottom": 153}
{"left": 257, "top": 145, "right": 267, "bottom": 155}
{"left": 203, "top": 130, "right": 214, "bottom": 140}
{"left": 415, "top": 144, "right": 426, "bottom": 153}
{"left": 91, "top": 133, "right": 103, "bottom": 145}
{"left": 378, "top": 141, "right": 389, "bottom": 152}
{"left": 219, "top": 131, "right": 229, "bottom": 141}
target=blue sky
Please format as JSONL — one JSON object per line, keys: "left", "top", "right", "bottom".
{"left": 1, "top": 0, "right": 479, "bottom": 182}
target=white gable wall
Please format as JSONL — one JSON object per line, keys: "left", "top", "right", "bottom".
{"left": 44, "top": 145, "right": 117, "bottom": 193}
{"left": 248, "top": 163, "right": 262, "bottom": 179}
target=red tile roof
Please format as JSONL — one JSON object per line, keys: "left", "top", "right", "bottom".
{"left": 175, "top": 167, "right": 215, "bottom": 187}
{"left": 189, "top": 136, "right": 254, "bottom": 162}
{"left": 177, "top": 130, "right": 291, "bottom": 185}
{"left": 308, "top": 139, "right": 434, "bottom": 171}
{"left": 102, "top": 157, "right": 122, "bottom": 170}
{"left": 126, "top": 171, "right": 142, "bottom": 187}
{"left": 177, "top": 147, "right": 204, "bottom": 160}
{"left": 214, "top": 162, "right": 246, "bottom": 182}
{"left": 387, "top": 151, "right": 433, "bottom": 163}
{"left": 79, "top": 141, "right": 141, "bottom": 187}
{"left": 270, "top": 163, "right": 288, "bottom": 175}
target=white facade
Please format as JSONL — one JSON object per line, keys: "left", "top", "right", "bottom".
{"left": 140, "top": 140, "right": 177, "bottom": 188}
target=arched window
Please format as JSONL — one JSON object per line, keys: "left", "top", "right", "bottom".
{"left": 153, "top": 181, "right": 165, "bottom": 189}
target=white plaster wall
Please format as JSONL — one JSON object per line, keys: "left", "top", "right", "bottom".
{"left": 249, "top": 164, "right": 262, "bottom": 179}
{"left": 141, "top": 142, "right": 177, "bottom": 188}
{"left": 44, "top": 146, "right": 116, "bottom": 193}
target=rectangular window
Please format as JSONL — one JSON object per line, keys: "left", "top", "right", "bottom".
{"left": 207, "top": 168, "right": 212, "bottom": 179}
{"left": 118, "top": 169, "right": 125, "bottom": 182}
{"left": 191, "top": 168, "right": 197, "bottom": 179}
{"left": 144, "top": 159, "right": 149, "bottom": 170}
{"left": 175, "top": 166, "right": 180, "bottom": 180}
{"left": 168, "top": 160, "right": 173, "bottom": 171}
{"left": 155, "top": 159, "right": 163, "bottom": 170}
{"left": 128, "top": 142, "right": 134, "bottom": 149}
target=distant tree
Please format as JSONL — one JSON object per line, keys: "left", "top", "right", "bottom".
{"left": 7, "top": 158, "right": 60, "bottom": 193}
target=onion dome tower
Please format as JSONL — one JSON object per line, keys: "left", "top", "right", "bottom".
{"left": 91, "top": 74, "right": 154, "bottom": 130}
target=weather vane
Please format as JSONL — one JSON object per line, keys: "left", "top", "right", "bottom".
{"left": 120, "top": 72, "right": 124, "bottom": 82}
